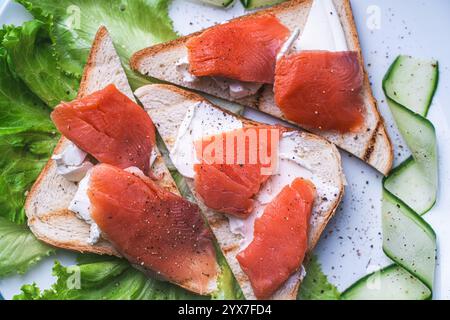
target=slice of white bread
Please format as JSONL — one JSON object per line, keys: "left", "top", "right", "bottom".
{"left": 24, "top": 28, "right": 178, "bottom": 259}
{"left": 135, "top": 83, "right": 345, "bottom": 300}
{"left": 130, "top": 0, "right": 393, "bottom": 175}
{"left": 25, "top": 27, "right": 220, "bottom": 295}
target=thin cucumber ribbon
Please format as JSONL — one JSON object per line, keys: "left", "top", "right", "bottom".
{"left": 342, "top": 55, "right": 439, "bottom": 299}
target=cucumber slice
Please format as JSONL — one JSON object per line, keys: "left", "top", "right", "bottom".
{"left": 384, "top": 157, "right": 436, "bottom": 214}
{"left": 382, "top": 189, "right": 436, "bottom": 288}
{"left": 383, "top": 56, "right": 438, "bottom": 116}
{"left": 343, "top": 55, "right": 439, "bottom": 299}
{"left": 240, "top": 0, "right": 284, "bottom": 9}
{"left": 197, "top": 0, "right": 235, "bottom": 7}
{"left": 341, "top": 265, "right": 431, "bottom": 300}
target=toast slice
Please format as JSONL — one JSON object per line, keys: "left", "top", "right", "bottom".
{"left": 130, "top": 0, "right": 393, "bottom": 175}
{"left": 25, "top": 27, "right": 220, "bottom": 295}
{"left": 25, "top": 28, "right": 178, "bottom": 257}
{"left": 135, "top": 83, "right": 345, "bottom": 300}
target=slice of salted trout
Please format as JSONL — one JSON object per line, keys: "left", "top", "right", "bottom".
{"left": 88, "top": 164, "right": 218, "bottom": 294}
{"left": 51, "top": 84, "right": 156, "bottom": 174}
{"left": 237, "top": 178, "right": 316, "bottom": 299}
{"left": 193, "top": 126, "right": 282, "bottom": 218}
{"left": 186, "top": 14, "right": 289, "bottom": 84}
{"left": 275, "top": 51, "right": 364, "bottom": 133}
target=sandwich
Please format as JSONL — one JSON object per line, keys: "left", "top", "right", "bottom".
{"left": 25, "top": 26, "right": 219, "bottom": 295}
{"left": 130, "top": 0, "right": 393, "bottom": 175}
{"left": 135, "top": 83, "right": 345, "bottom": 299}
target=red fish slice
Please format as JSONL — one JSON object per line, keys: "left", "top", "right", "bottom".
{"left": 89, "top": 164, "right": 218, "bottom": 294}
{"left": 237, "top": 178, "right": 316, "bottom": 299}
{"left": 275, "top": 51, "right": 364, "bottom": 133}
{"left": 194, "top": 126, "right": 282, "bottom": 218}
{"left": 51, "top": 84, "right": 156, "bottom": 174}
{"left": 186, "top": 14, "right": 289, "bottom": 84}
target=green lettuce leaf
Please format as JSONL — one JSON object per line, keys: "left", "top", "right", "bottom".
{"left": 0, "top": 217, "right": 54, "bottom": 277}
{"left": 12, "top": 283, "right": 41, "bottom": 299}
{"left": 0, "top": 42, "right": 55, "bottom": 135}
{"left": 2, "top": 20, "right": 78, "bottom": 108}
{"left": 0, "top": 132, "right": 57, "bottom": 223}
{"left": 212, "top": 249, "right": 243, "bottom": 300}
{"left": 17, "top": 0, "right": 177, "bottom": 89}
{"left": 14, "top": 252, "right": 243, "bottom": 300}
{"left": 0, "top": 41, "right": 58, "bottom": 223}
{"left": 298, "top": 255, "right": 341, "bottom": 300}
{"left": 202, "top": 94, "right": 246, "bottom": 116}
{"left": 0, "top": 29, "right": 57, "bottom": 276}
{"left": 14, "top": 256, "right": 204, "bottom": 300}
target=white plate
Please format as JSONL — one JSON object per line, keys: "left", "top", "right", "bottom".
{"left": 1, "top": 0, "right": 450, "bottom": 300}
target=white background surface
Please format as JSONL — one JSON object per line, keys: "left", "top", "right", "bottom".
{"left": 0, "top": 0, "right": 449, "bottom": 299}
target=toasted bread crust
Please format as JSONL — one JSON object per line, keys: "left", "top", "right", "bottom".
{"left": 78, "top": 26, "right": 108, "bottom": 98}
{"left": 27, "top": 209, "right": 118, "bottom": 255}
{"left": 340, "top": 0, "right": 393, "bottom": 173}
{"left": 130, "top": 0, "right": 393, "bottom": 176}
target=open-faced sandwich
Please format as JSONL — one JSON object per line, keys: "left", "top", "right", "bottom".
{"left": 25, "top": 25, "right": 344, "bottom": 300}
{"left": 130, "top": 0, "right": 393, "bottom": 175}
{"left": 135, "top": 84, "right": 345, "bottom": 299}
{"left": 25, "top": 27, "right": 219, "bottom": 295}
